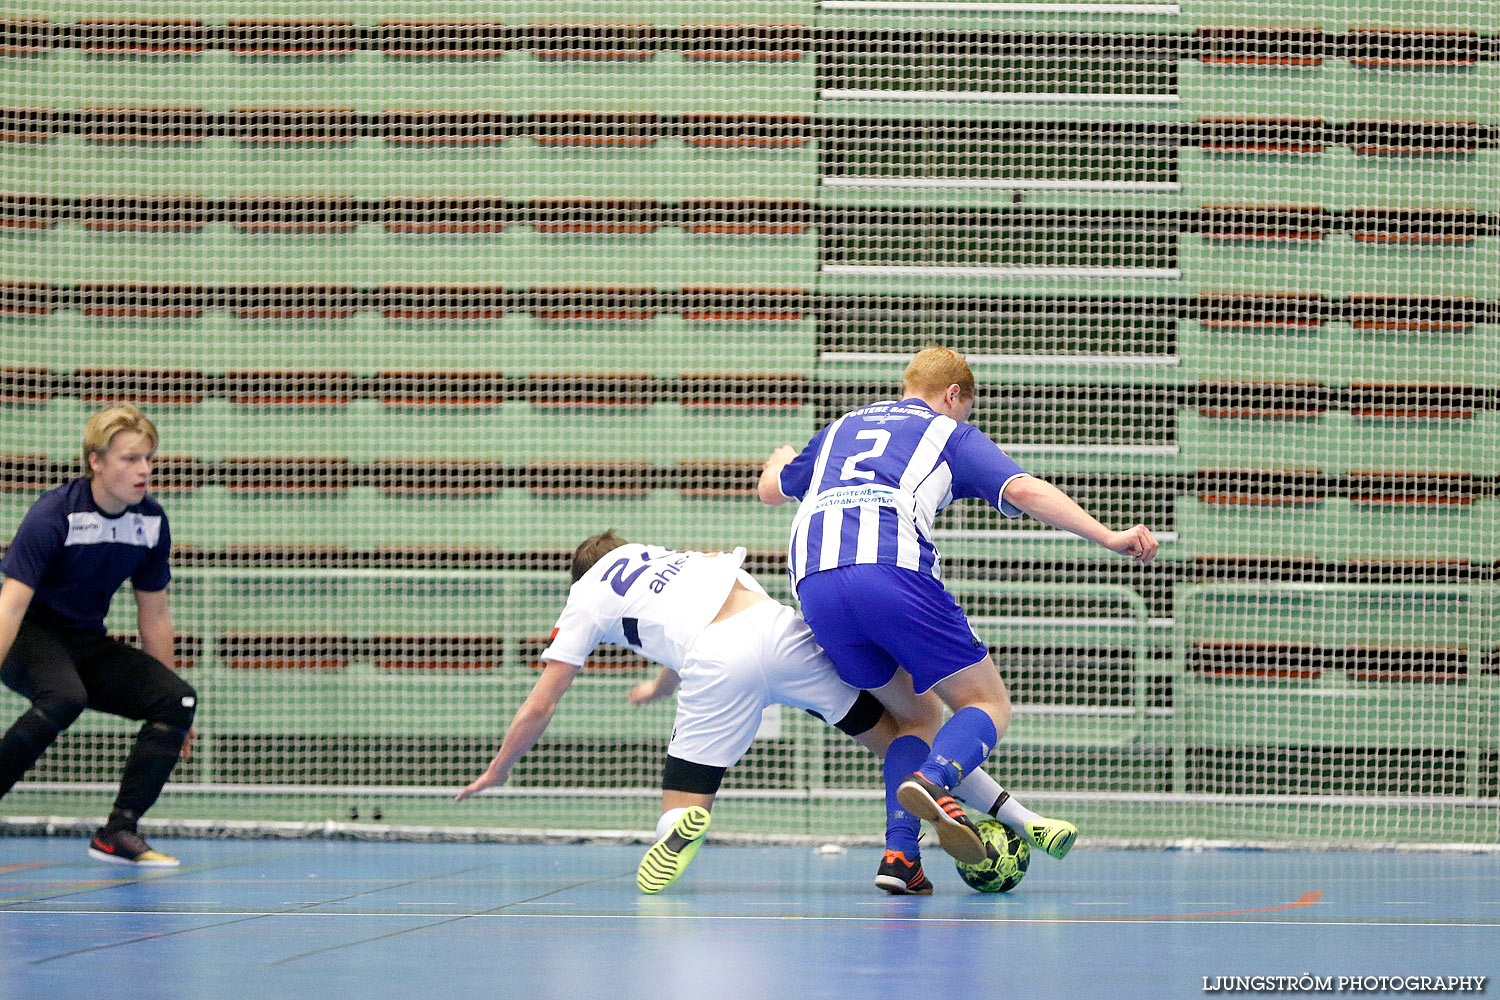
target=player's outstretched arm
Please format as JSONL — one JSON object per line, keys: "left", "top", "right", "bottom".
{"left": 756, "top": 445, "right": 797, "bottom": 506}
{"left": 455, "top": 658, "right": 580, "bottom": 801}
{"left": 628, "top": 666, "right": 680, "bottom": 706}
{"left": 1003, "top": 475, "right": 1159, "bottom": 564}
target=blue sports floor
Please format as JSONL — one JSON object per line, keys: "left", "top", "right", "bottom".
{"left": 2, "top": 837, "right": 1497, "bottom": 1000}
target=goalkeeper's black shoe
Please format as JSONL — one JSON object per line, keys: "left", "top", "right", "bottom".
{"left": 88, "top": 827, "right": 180, "bottom": 867}
{"left": 637, "top": 807, "right": 711, "bottom": 894}
{"left": 874, "top": 849, "right": 933, "bottom": 895}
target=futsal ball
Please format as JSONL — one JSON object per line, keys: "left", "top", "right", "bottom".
{"left": 954, "top": 819, "right": 1030, "bottom": 893}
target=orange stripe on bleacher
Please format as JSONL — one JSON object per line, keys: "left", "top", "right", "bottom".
{"left": 227, "top": 196, "right": 360, "bottom": 234}
{"left": 0, "top": 18, "right": 51, "bottom": 56}
{"left": 225, "top": 20, "right": 358, "bottom": 58}
{"left": 1196, "top": 381, "right": 1327, "bottom": 420}
{"left": 1349, "top": 119, "right": 1482, "bottom": 156}
{"left": 1347, "top": 28, "right": 1482, "bottom": 69}
{"left": 1346, "top": 295, "right": 1478, "bottom": 332}
{"left": 1197, "top": 292, "right": 1326, "bottom": 330}
{"left": 1346, "top": 384, "right": 1481, "bottom": 420}
{"left": 1188, "top": 641, "right": 1324, "bottom": 681}
{"left": 80, "top": 106, "right": 206, "bottom": 144}
{"left": 1346, "top": 471, "right": 1476, "bottom": 506}
{"left": 531, "top": 199, "right": 661, "bottom": 235}
{"left": 217, "top": 632, "right": 350, "bottom": 670}
{"left": 74, "top": 18, "right": 206, "bottom": 56}
{"left": 230, "top": 108, "right": 361, "bottom": 145}
{"left": 681, "top": 286, "right": 806, "bottom": 322}
{"left": 221, "top": 457, "right": 352, "bottom": 494}
{"left": 528, "top": 22, "right": 659, "bottom": 61}
{"left": 681, "top": 23, "right": 804, "bottom": 61}
{"left": 0, "top": 369, "right": 51, "bottom": 405}
{"left": 1196, "top": 26, "right": 1324, "bottom": 67}
{"left": 1198, "top": 117, "right": 1325, "bottom": 155}
{"left": 1200, "top": 204, "right": 1325, "bottom": 242}
{"left": 678, "top": 373, "right": 806, "bottom": 408}
{"left": 1195, "top": 468, "right": 1328, "bottom": 506}
{"left": 524, "top": 461, "right": 654, "bottom": 498}
{"left": 223, "top": 371, "right": 354, "bottom": 406}
{"left": 75, "top": 367, "right": 206, "bottom": 405}
{"left": 677, "top": 460, "right": 758, "bottom": 499}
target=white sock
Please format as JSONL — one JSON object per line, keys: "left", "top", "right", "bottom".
{"left": 952, "top": 769, "right": 1043, "bottom": 831}
{"left": 656, "top": 807, "right": 689, "bottom": 842}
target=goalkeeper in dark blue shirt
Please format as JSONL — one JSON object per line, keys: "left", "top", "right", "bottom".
{"left": 0, "top": 405, "right": 196, "bottom": 866}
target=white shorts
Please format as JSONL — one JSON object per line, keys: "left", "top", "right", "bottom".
{"left": 667, "top": 600, "right": 862, "bottom": 769}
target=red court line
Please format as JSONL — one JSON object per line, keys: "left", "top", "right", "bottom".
{"left": 0, "top": 882, "right": 122, "bottom": 891}
{"left": 0, "top": 862, "right": 52, "bottom": 874}
{"left": 1103, "top": 890, "right": 1324, "bottom": 922}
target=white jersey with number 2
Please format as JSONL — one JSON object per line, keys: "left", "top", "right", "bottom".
{"left": 539, "top": 544, "right": 753, "bottom": 672}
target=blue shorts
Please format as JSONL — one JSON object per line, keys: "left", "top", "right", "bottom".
{"left": 795, "top": 564, "right": 988, "bottom": 695}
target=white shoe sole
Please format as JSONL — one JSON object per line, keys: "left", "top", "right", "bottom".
{"left": 874, "top": 874, "right": 931, "bottom": 895}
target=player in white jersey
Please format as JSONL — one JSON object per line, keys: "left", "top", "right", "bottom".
{"left": 759, "top": 347, "right": 1159, "bottom": 869}
{"left": 456, "top": 530, "right": 1037, "bottom": 894}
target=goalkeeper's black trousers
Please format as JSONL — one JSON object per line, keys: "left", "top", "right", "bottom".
{"left": 0, "top": 617, "right": 196, "bottom": 819}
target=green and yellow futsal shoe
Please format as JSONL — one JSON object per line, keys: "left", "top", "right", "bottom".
{"left": 1025, "top": 817, "right": 1078, "bottom": 860}
{"left": 637, "top": 806, "right": 711, "bottom": 894}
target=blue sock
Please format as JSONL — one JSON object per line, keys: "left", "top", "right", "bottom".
{"left": 883, "top": 734, "right": 928, "bottom": 856}
{"left": 917, "top": 707, "right": 998, "bottom": 791}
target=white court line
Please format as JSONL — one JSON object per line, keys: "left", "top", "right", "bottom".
{"left": 3, "top": 909, "right": 1497, "bottom": 929}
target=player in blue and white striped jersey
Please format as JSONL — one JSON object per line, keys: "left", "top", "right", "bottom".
{"left": 760, "top": 347, "right": 1158, "bottom": 877}
{"left": 776, "top": 393, "right": 1029, "bottom": 585}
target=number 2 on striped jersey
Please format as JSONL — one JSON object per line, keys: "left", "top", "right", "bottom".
{"left": 839, "top": 429, "right": 890, "bottom": 481}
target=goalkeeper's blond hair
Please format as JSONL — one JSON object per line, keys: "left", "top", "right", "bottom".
{"left": 82, "top": 404, "right": 158, "bottom": 479}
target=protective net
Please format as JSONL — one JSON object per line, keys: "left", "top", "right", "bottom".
{"left": 0, "top": 2, "right": 1495, "bottom": 847}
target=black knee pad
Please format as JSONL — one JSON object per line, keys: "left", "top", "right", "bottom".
{"left": 31, "top": 696, "right": 86, "bottom": 732}
{"left": 12, "top": 706, "right": 67, "bottom": 748}
{"left": 150, "top": 685, "right": 197, "bottom": 730}
{"left": 662, "top": 754, "right": 726, "bottom": 796}
{"left": 832, "top": 690, "right": 886, "bottom": 738}
{"left": 135, "top": 720, "right": 190, "bottom": 756}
